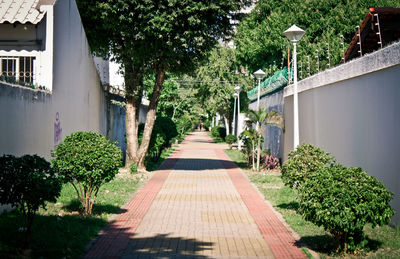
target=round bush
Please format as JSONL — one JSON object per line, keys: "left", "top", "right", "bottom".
{"left": 225, "top": 134, "right": 237, "bottom": 148}
{"left": 298, "top": 165, "right": 395, "bottom": 253}
{"left": 211, "top": 126, "right": 226, "bottom": 141}
{"left": 52, "top": 131, "right": 122, "bottom": 215}
{"left": 0, "top": 154, "right": 61, "bottom": 247}
{"left": 281, "top": 144, "right": 335, "bottom": 188}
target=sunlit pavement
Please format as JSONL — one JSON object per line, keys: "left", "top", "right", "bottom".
{"left": 85, "top": 131, "right": 306, "bottom": 259}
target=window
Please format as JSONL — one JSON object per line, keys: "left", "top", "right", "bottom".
{"left": 0, "top": 56, "right": 35, "bottom": 84}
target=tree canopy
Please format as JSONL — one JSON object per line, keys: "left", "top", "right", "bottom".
{"left": 235, "top": 0, "right": 400, "bottom": 76}
{"left": 194, "top": 46, "right": 252, "bottom": 129}
{"left": 77, "top": 0, "right": 251, "bottom": 170}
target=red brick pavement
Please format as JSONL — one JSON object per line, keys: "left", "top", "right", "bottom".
{"left": 215, "top": 148, "right": 306, "bottom": 259}
{"left": 84, "top": 132, "right": 306, "bottom": 258}
{"left": 84, "top": 149, "right": 183, "bottom": 258}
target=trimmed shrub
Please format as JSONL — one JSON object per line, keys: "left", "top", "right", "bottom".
{"left": 281, "top": 144, "right": 335, "bottom": 188}
{"left": 154, "top": 117, "right": 178, "bottom": 146}
{"left": 176, "top": 116, "right": 193, "bottom": 136}
{"left": 211, "top": 126, "right": 226, "bottom": 141}
{"left": 51, "top": 131, "right": 122, "bottom": 215}
{"left": 225, "top": 134, "right": 237, "bottom": 149}
{"left": 298, "top": 165, "right": 395, "bottom": 253}
{"left": 0, "top": 155, "right": 61, "bottom": 248}
{"left": 203, "top": 120, "right": 211, "bottom": 131}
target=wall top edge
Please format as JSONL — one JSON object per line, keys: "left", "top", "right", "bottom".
{"left": 0, "top": 81, "right": 51, "bottom": 95}
{"left": 284, "top": 41, "right": 400, "bottom": 97}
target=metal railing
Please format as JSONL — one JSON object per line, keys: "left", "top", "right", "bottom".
{"left": 0, "top": 56, "right": 36, "bottom": 86}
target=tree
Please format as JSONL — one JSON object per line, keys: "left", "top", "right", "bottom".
{"left": 152, "top": 75, "right": 196, "bottom": 121}
{"left": 246, "top": 107, "right": 283, "bottom": 171}
{"left": 195, "top": 46, "right": 252, "bottom": 135}
{"left": 235, "top": 0, "right": 400, "bottom": 76}
{"left": 77, "top": 0, "right": 251, "bottom": 171}
{"left": 0, "top": 155, "right": 61, "bottom": 248}
{"left": 52, "top": 132, "right": 122, "bottom": 215}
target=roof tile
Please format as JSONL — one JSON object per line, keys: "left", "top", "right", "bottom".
{"left": 0, "top": 0, "right": 47, "bottom": 24}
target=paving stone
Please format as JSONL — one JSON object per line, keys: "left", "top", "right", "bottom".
{"left": 84, "top": 132, "right": 305, "bottom": 259}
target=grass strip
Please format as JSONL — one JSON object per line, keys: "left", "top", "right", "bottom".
{"left": 0, "top": 177, "right": 141, "bottom": 258}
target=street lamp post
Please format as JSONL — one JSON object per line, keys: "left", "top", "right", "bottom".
{"left": 284, "top": 24, "right": 305, "bottom": 149}
{"left": 234, "top": 86, "right": 242, "bottom": 149}
{"left": 253, "top": 69, "right": 266, "bottom": 110}
{"left": 233, "top": 92, "right": 238, "bottom": 136}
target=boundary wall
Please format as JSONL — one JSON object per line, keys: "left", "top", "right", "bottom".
{"left": 283, "top": 42, "right": 400, "bottom": 224}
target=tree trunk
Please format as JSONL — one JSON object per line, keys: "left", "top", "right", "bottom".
{"left": 124, "top": 62, "right": 143, "bottom": 168}
{"left": 135, "top": 64, "right": 166, "bottom": 171}
{"left": 257, "top": 136, "right": 261, "bottom": 171}
{"left": 223, "top": 116, "right": 230, "bottom": 136}
{"left": 252, "top": 140, "right": 256, "bottom": 170}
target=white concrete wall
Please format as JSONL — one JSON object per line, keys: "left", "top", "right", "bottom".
{"left": 0, "top": 0, "right": 105, "bottom": 160}
{"left": 52, "top": 0, "right": 106, "bottom": 141}
{"left": 283, "top": 42, "right": 400, "bottom": 224}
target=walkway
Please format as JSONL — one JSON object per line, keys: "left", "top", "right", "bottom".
{"left": 85, "top": 132, "right": 306, "bottom": 259}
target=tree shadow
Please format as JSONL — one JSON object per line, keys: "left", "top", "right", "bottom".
{"left": 157, "top": 158, "right": 242, "bottom": 171}
{"left": 0, "top": 211, "right": 108, "bottom": 258}
{"left": 295, "top": 234, "right": 383, "bottom": 255}
{"left": 62, "top": 199, "right": 127, "bottom": 215}
{"left": 124, "top": 233, "right": 213, "bottom": 258}
{"left": 276, "top": 201, "right": 300, "bottom": 211}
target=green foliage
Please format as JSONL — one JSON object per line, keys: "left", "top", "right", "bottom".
{"left": 129, "top": 163, "right": 138, "bottom": 174}
{"left": 298, "top": 165, "right": 395, "bottom": 253}
{"left": 194, "top": 46, "right": 252, "bottom": 120}
{"left": 138, "top": 116, "right": 178, "bottom": 162}
{"left": 154, "top": 117, "right": 178, "bottom": 146}
{"left": 239, "top": 129, "right": 258, "bottom": 169}
{"left": 281, "top": 144, "right": 335, "bottom": 188}
{"left": 51, "top": 131, "right": 122, "bottom": 215}
{"left": 176, "top": 115, "right": 194, "bottom": 137}
{"left": 0, "top": 155, "right": 61, "bottom": 248}
{"left": 77, "top": 0, "right": 251, "bottom": 170}
{"left": 235, "top": 0, "right": 400, "bottom": 76}
{"left": 225, "top": 134, "right": 237, "bottom": 149}
{"left": 246, "top": 107, "right": 283, "bottom": 171}
{"left": 156, "top": 75, "right": 197, "bottom": 120}
{"left": 211, "top": 126, "right": 226, "bottom": 141}
{"left": 77, "top": 0, "right": 251, "bottom": 74}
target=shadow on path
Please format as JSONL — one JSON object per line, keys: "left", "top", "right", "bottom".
{"left": 123, "top": 233, "right": 213, "bottom": 258}
{"left": 160, "top": 158, "right": 241, "bottom": 171}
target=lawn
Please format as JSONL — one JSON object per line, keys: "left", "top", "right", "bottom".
{"left": 0, "top": 175, "right": 143, "bottom": 258}
{"left": 224, "top": 148, "right": 400, "bottom": 259}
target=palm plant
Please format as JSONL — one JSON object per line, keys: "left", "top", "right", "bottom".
{"left": 246, "top": 107, "right": 283, "bottom": 171}
{"left": 240, "top": 129, "right": 258, "bottom": 170}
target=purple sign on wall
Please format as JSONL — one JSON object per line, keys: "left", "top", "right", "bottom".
{"left": 54, "top": 112, "right": 62, "bottom": 147}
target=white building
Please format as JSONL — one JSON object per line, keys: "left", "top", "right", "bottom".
{"left": 0, "top": 0, "right": 107, "bottom": 158}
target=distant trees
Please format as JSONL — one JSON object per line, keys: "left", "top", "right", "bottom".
{"left": 195, "top": 46, "right": 252, "bottom": 134}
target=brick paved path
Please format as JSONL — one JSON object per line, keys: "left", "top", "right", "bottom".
{"left": 85, "top": 132, "right": 306, "bottom": 259}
